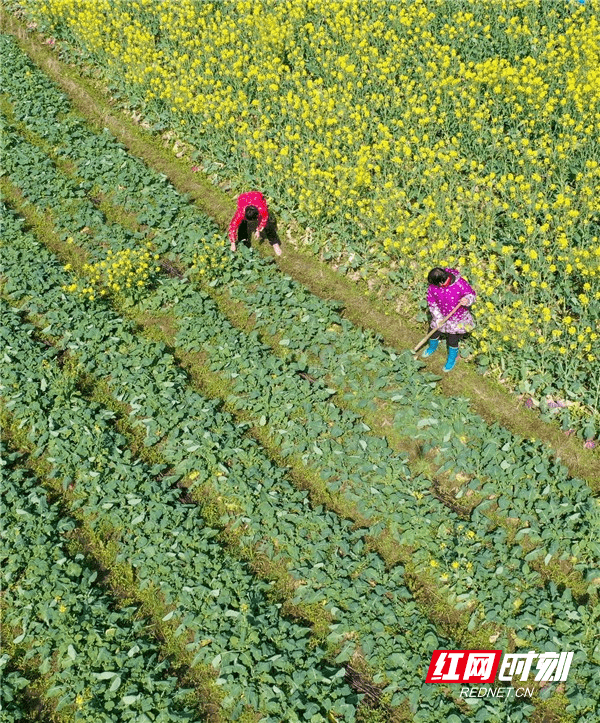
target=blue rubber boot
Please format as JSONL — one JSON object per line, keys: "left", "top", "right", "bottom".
{"left": 443, "top": 346, "right": 459, "bottom": 372}
{"left": 422, "top": 338, "right": 440, "bottom": 358}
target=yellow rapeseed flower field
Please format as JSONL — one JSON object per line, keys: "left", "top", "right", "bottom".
{"left": 23, "top": 0, "right": 600, "bottom": 427}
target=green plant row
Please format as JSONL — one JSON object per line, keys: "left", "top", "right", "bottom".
{"left": 2, "top": 204, "right": 599, "bottom": 722}
{"left": 0, "top": 439, "right": 205, "bottom": 723}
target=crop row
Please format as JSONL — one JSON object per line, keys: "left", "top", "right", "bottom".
{"left": 1, "top": 439, "right": 205, "bottom": 723}
{"left": 2, "top": 199, "right": 599, "bottom": 721}
{"left": 1, "top": 101, "right": 599, "bottom": 575}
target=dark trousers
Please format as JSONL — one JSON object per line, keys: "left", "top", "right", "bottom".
{"left": 237, "top": 214, "right": 281, "bottom": 247}
{"left": 431, "top": 330, "right": 461, "bottom": 348}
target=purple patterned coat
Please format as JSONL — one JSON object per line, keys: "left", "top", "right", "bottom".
{"left": 427, "top": 268, "right": 476, "bottom": 334}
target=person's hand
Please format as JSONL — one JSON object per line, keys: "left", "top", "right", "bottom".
{"left": 273, "top": 243, "right": 282, "bottom": 256}
{"left": 253, "top": 229, "right": 261, "bottom": 241}
{"left": 230, "top": 241, "right": 236, "bottom": 253}
{"left": 459, "top": 297, "right": 470, "bottom": 306}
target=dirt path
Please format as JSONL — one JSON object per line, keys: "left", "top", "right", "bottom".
{"left": 2, "top": 11, "right": 597, "bottom": 486}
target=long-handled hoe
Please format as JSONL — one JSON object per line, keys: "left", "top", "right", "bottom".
{"left": 412, "top": 303, "right": 462, "bottom": 356}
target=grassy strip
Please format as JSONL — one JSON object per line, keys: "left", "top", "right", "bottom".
{"left": 0, "top": 618, "right": 59, "bottom": 723}
{"left": 1, "top": 9, "right": 597, "bottom": 488}
{"left": 0, "top": 408, "right": 228, "bottom": 723}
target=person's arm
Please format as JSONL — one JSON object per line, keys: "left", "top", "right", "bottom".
{"left": 228, "top": 206, "right": 245, "bottom": 244}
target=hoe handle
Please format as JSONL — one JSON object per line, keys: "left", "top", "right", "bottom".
{"left": 412, "top": 303, "right": 463, "bottom": 354}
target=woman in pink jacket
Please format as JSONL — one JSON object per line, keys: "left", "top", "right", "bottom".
{"left": 422, "top": 267, "right": 476, "bottom": 372}
{"left": 228, "top": 191, "right": 282, "bottom": 255}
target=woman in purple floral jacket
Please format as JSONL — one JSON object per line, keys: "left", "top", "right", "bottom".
{"left": 422, "top": 267, "right": 476, "bottom": 372}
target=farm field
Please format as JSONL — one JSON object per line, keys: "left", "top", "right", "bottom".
{"left": 0, "top": 4, "right": 599, "bottom": 723}
{"left": 5, "top": 0, "right": 600, "bottom": 444}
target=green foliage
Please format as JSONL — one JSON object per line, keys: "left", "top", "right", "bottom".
{"left": 1, "top": 31, "right": 599, "bottom": 722}
{"left": 0, "top": 443, "right": 203, "bottom": 722}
